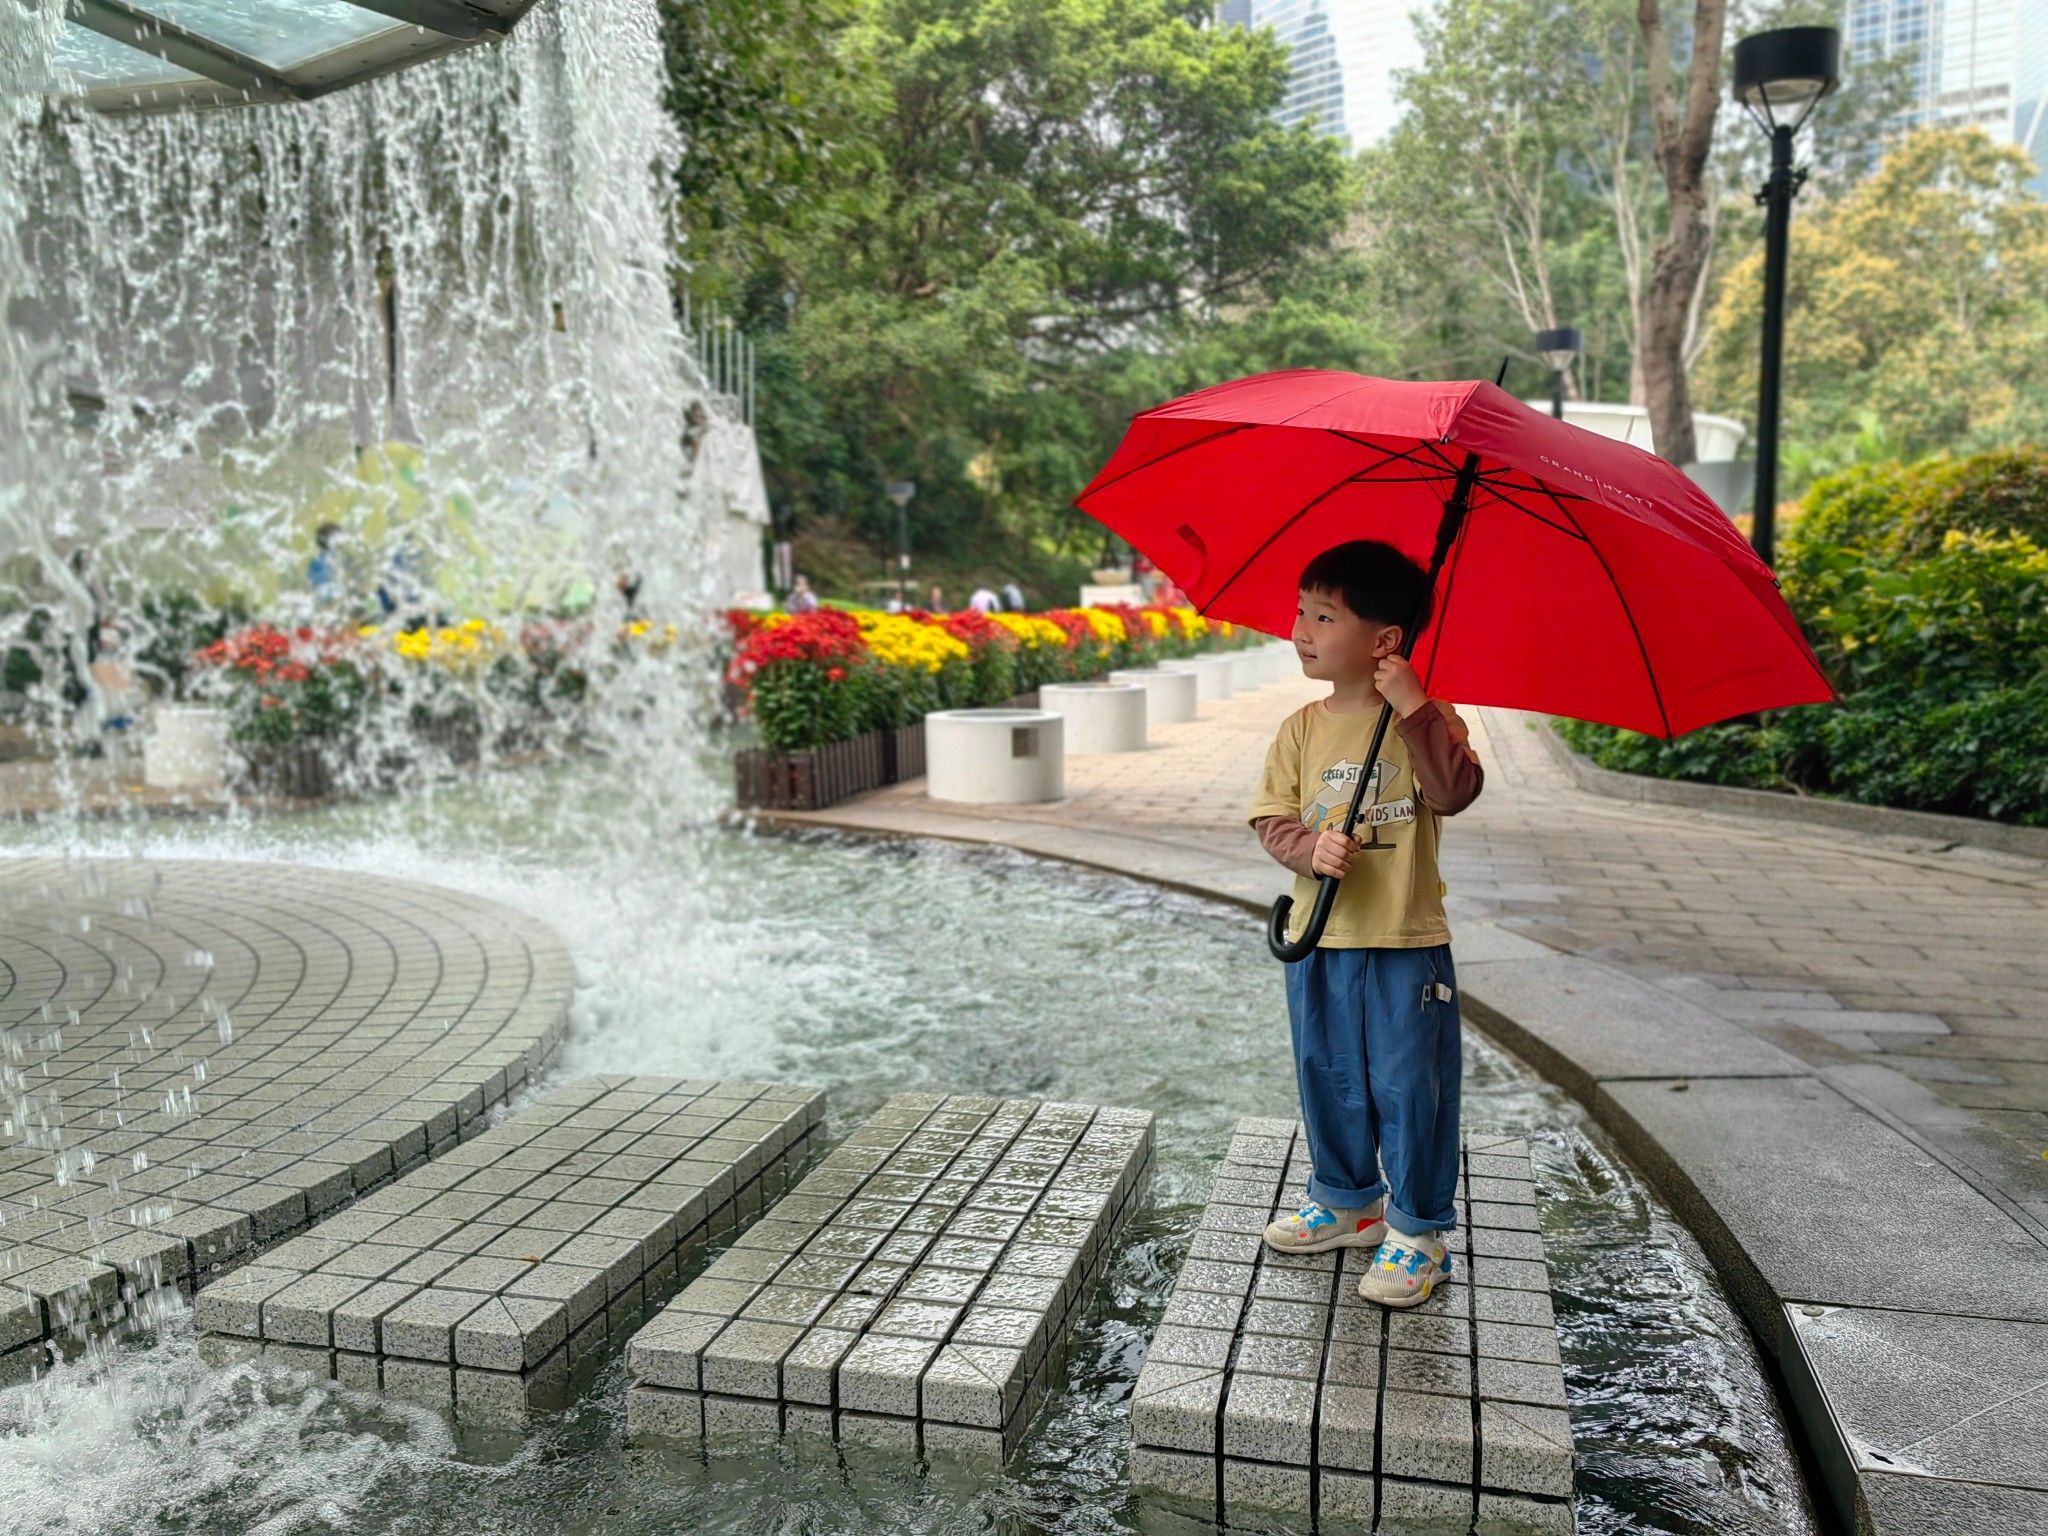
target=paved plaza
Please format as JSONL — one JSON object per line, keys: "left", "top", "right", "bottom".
{"left": 0, "top": 858, "right": 575, "bottom": 1375}
{"left": 1131, "top": 1121, "right": 1570, "bottom": 1532}
{"left": 755, "top": 670, "right": 2048, "bottom": 1532}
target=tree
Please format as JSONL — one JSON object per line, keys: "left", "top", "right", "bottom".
{"left": 1695, "top": 128, "right": 2048, "bottom": 479}
{"left": 672, "top": 0, "right": 1359, "bottom": 568}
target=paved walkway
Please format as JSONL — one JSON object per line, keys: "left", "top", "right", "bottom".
{"left": 0, "top": 858, "right": 575, "bottom": 1371}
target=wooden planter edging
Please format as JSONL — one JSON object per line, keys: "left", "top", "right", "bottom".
{"left": 734, "top": 731, "right": 886, "bottom": 812}
{"left": 880, "top": 722, "right": 925, "bottom": 785}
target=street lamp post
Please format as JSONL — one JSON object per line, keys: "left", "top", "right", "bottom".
{"left": 885, "top": 480, "right": 916, "bottom": 610}
{"left": 1532, "top": 327, "right": 1583, "bottom": 420}
{"left": 1731, "top": 26, "right": 1841, "bottom": 570}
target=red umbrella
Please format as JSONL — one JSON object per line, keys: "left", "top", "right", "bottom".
{"left": 1074, "top": 370, "right": 1834, "bottom": 957}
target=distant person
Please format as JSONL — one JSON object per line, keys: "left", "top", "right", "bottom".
{"left": 309, "top": 523, "right": 342, "bottom": 607}
{"left": 1001, "top": 579, "right": 1025, "bottom": 612}
{"left": 377, "top": 535, "right": 429, "bottom": 624}
{"left": 968, "top": 584, "right": 1000, "bottom": 614}
{"left": 617, "top": 571, "right": 643, "bottom": 617}
{"left": 927, "top": 584, "right": 946, "bottom": 613}
{"left": 787, "top": 575, "right": 820, "bottom": 614}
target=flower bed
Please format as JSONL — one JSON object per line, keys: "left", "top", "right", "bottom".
{"left": 189, "top": 615, "right": 660, "bottom": 799}
{"left": 723, "top": 603, "right": 1253, "bottom": 810}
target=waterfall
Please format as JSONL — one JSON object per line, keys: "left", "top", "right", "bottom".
{"left": 0, "top": 0, "right": 717, "bottom": 805}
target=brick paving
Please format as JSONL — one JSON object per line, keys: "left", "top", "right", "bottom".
{"left": 0, "top": 857, "right": 575, "bottom": 1377}
{"left": 1130, "top": 1121, "right": 1570, "bottom": 1533}
{"left": 196, "top": 1074, "right": 823, "bottom": 1418}
{"left": 759, "top": 671, "right": 2048, "bottom": 1231}
{"left": 626, "top": 1092, "right": 1154, "bottom": 1457}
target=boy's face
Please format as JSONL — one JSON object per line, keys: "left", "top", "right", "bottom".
{"left": 1293, "top": 586, "right": 1401, "bottom": 683}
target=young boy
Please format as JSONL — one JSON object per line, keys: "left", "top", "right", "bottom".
{"left": 1248, "top": 539, "right": 1483, "bottom": 1307}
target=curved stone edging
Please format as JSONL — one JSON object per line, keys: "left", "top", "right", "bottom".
{"left": 1535, "top": 717, "right": 2048, "bottom": 863}
{"left": 0, "top": 858, "right": 577, "bottom": 1369}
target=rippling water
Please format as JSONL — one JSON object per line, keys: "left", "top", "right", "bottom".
{"left": 0, "top": 763, "right": 1818, "bottom": 1535}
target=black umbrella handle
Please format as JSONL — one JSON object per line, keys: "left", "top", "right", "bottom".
{"left": 1265, "top": 450, "right": 1482, "bottom": 965}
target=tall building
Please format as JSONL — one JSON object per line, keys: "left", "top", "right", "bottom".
{"left": 1220, "top": 1, "right": 1429, "bottom": 153}
{"left": 1846, "top": 0, "right": 2048, "bottom": 190}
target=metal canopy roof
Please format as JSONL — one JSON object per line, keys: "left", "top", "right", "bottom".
{"left": 49, "top": 0, "right": 540, "bottom": 113}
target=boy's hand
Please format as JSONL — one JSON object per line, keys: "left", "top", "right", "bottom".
{"left": 1312, "top": 828, "right": 1359, "bottom": 879}
{"left": 1375, "top": 654, "right": 1428, "bottom": 717}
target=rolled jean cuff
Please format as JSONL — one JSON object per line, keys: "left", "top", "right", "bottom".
{"left": 1384, "top": 1201, "right": 1459, "bottom": 1238}
{"left": 1305, "top": 1172, "right": 1386, "bottom": 1212}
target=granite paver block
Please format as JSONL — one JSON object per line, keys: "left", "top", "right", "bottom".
{"left": 1130, "top": 1122, "right": 1574, "bottom": 1523}
{"left": 626, "top": 1093, "right": 1154, "bottom": 1458}
{"left": 195, "top": 1074, "right": 820, "bottom": 1409}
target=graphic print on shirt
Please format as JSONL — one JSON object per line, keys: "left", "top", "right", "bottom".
{"left": 1302, "top": 756, "right": 1415, "bottom": 835}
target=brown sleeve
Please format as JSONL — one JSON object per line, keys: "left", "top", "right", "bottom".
{"left": 1255, "top": 816, "right": 1319, "bottom": 879}
{"left": 1394, "top": 703, "right": 1484, "bottom": 815}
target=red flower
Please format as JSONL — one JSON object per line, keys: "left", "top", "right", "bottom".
{"left": 827, "top": 666, "right": 847, "bottom": 682}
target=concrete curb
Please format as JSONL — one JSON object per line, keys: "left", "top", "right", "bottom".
{"left": 1534, "top": 717, "right": 2048, "bottom": 862}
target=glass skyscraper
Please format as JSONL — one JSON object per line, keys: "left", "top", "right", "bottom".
{"left": 1219, "top": 0, "right": 1429, "bottom": 152}
{"left": 1846, "top": 0, "right": 2048, "bottom": 191}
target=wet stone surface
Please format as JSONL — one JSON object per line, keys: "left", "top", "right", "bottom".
{"left": 1130, "top": 1119, "right": 1573, "bottom": 1533}
{"left": 0, "top": 859, "right": 577, "bottom": 1378}
{"left": 625, "top": 1092, "right": 1154, "bottom": 1458}
{"left": 196, "top": 1075, "right": 822, "bottom": 1417}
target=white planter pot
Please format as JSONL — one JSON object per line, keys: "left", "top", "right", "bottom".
{"left": 926, "top": 709, "right": 1064, "bottom": 804}
{"left": 1227, "top": 651, "right": 1267, "bottom": 693}
{"left": 1159, "top": 655, "right": 1236, "bottom": 702}
{"left": 144, "top": 705, "right": 229, "bottom": 791}
{"left": 1039, "top": 683, "right": 1147, "bottom": 754}
{"left": 1108, "top": 667, "right": 1199, "bottom": 726}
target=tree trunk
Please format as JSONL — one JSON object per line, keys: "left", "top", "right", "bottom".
{"left": 1636, "top": 0, "right": 1728, "bottom": 466}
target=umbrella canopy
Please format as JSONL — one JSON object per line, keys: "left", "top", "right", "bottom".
{"left": 1077, "top": 370, "right": 1834, "bottom": 737}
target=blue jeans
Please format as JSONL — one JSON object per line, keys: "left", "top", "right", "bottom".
{"left": 1284, "top": 943, "right": 1462, "bottom": 1235}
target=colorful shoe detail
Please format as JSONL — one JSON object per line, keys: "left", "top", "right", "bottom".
{"left": 1262, "top": 1199, "right": 1387, "bottom": 1254}
{"left": 1356, "top": 1229, "right": 1452, "bottom": 1307}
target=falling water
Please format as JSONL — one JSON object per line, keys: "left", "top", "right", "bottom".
{"left": 0, "top": 0, "right": 723, "bottom": 821}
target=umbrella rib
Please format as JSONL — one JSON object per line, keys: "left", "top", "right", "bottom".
{"left": 1198, "top": 443, "right": 1452, "bottom": 615}
{"left": 1545, "top": 492, "right": 1676, "bottom": 738}
{"left": 1466, "top": 478, "right": 1586, "bottom": 541}
{"left": 1419, "top": 491, "right": 1477, "bottom": 695}
{"left": 1077, "top": 422, "right": 1257, "bottom": 501}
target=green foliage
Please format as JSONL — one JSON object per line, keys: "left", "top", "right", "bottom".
{"left": 670, "top": 0, "right": 1364, "bottom": 573}
{"left": 1561, "top": 446, "right": 2048, "bottom": 826}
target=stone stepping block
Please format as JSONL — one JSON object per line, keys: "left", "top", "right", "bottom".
{"left": 625, "top": 1092, "right": 1154, "bottom": 1459}
{"left": 1130, "top": 1120, "right": 1573, "bottom": 1532}
{"left": 194, "top": 1074, "right": 823, "bottom": 1418}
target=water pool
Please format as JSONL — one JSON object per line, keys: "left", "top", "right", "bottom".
{"left": 0, "top": 765, "right": 1818, "bottom": 1534}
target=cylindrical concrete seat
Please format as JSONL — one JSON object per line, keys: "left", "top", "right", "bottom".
{"left": 1159, "top": 655, "right": 1236, "bottom": 702}
{"left": 1262, "top": 642, "right": 1300, "bottom": 684}
{"left": 926, "top": 709, "right": 1064, "bottom": 803}
{"left": 1228, "top": 651, "right": 1267, "bottom": 693}
{"left": 1039, "top": 683, "right": 1147, "bottom": 753}
{"left": 1108, "top": 667, "right": 1199, "bottom": 726}
{"left": 144, "top": 705, "right": 229, "bottom": 790}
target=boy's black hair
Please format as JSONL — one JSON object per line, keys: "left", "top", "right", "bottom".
{"left": 1299, "top": 540, "right": 1433, "bottom": 634}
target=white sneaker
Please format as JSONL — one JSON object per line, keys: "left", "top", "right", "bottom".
{"left": 1357, "top": 1229, "right": 1452, "bottom": 1308}
{"left": 1262, "top": 1198, "right": 1387, "bottom": 1255}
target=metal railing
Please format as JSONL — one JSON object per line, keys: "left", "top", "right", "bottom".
{"left": 680, "top": 293, "right": 754, "bottom": 428}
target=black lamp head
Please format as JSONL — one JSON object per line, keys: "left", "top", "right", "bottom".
{"left": 1533, "top": 326, "right": 1583, "bottom": 373}
{"left": 1732, "top": 26, "right": 1842, "bottom": 131}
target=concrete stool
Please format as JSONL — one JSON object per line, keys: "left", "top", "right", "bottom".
{"left": 1228, "top": 651, "right": 1267, "bottom": 693}
{"left": 1040, "top": 683, "right": 1147, "bottom": 753}
{"left": 144, "top": 705, "right": 228, "bottom": 791}
{"left": 1262, "top": 642, "right": 1300, "bottom": 685}
{"left": 1108, "top": 667, "right": 1199, "bottom": 726}
{"left": 926, "top": 708, "right": 1064, "bottom": 803}
{"left": 1160, "top": 655, "right": 1236, "bottom": 702}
